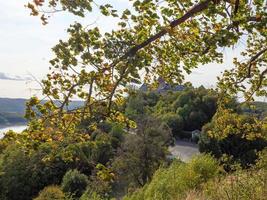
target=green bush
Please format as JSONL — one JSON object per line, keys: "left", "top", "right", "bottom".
{"left": 202, "top": 169, "right": 267, "bottom": 200}
{"left": 0, "top": 144, "right": 68, "bottom": 200}
{"left": 34, "top": 186, "right": 66, "bottom": 200}
{"left": 109, "top": 124, "right": 125, "bottom": 149}
{"left": 61, "top": 169, "right": 89, "bottom": 198}
{"left": 124, "top": 154, "right": 219, "bottom": 200}
{"left": 0, "top": 145, "right": 36, "bottom": 200}
{"left": 199, "top": 113, "right": 267, "bottom": 168}
{"left": 80, "top": 191, "right": 104, "bottom": 200}
{"left": 0, "top": 133, "right": 114, "bottom": 200}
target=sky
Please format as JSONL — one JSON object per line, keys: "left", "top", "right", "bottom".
{"left": 0, "top": 0, "right": 247, "bottom": 99}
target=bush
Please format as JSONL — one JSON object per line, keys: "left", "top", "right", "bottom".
{"left": 199, "top": 112, "right": 267, "bottom": 168}
{"left": 124, "top": 154, "right": 219, "bottom": 200}
{"left": 112, "top": 117, "right": 171, "bottom": 188}
{"left": 80, "top": 191, "right": 105, "bottom": 200}
{"left": 61, "top": 169, "right": 89, "bottom": 198}
{"left": 202, "top": 169, "right": 267, "bottom": 200}
{"left": 34, "top": 186, "right": 66, "bottom": 200}
{"left": 185, "top": 148, "right": 267, "bottom": 200}
{"left": 109, "top": 124, "right": 125, "bottom": 149}
{"left": 0, "top": 143, "right": 70, "bottom": 200}
{"left": 0, "top": 134, "right": 114, "bottom": 200}
{"left": 0, "top": 145, "right": 32, "bottom": 200}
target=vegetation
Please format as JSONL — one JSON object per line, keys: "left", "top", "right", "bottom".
{"left": 61, "top": 170, "right": 89, "bottom": 198}
{"left": 0, "top": 87, "right": 266, "bottom": 199}
{"left": 124, "top": 150, "right": 267, "bottom": 200}
{"left": 125, "top": 87, "right": 219, "bottom": 138}
{"left": 33, "top": 186, "right": 68, "bottom": 200}
{"left": 124, "top": 154, "right": 220, "bottom": 200}
{"left": 0, "top": 0, "right": 266, "bottom": 199}
{"left": 199, "top": 109, "right": 267, "bottom": 168}
{"left": 112, "top": 117, "right": 171, "bottom": 188}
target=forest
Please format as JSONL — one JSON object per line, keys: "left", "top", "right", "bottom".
{"left": 0, "top": 0, "right": 266, "bottom": 199}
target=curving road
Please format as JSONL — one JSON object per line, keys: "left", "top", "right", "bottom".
{"left": 169, "top": 140, "right": 199, "bottom": 162}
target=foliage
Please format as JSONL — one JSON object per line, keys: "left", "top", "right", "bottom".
{"left": 124, "top": 154, "right": 219, "bottom": 200}
{"left": 161, "top": 113, "right": 184, "bottom": 138}
{"left": 4, "top": 0, "right": 267, "bottom": 198}
{"left": 0, "top": 142, "right": 74, "bottom": 200}
{"left": 0, "top": 131, "right": 114, "bottom": 200}
{"left": 202, "top": 169, "right": 267, "bottom": 200}
{"left": 124, "top": 149, "right": 267, "bottom": 200}
{"left": 109, "top": 123, "right": 126, "bottom": 149}
{"left": 124, "top": 87, "right": 219, "bottom": 135}
{"left": 125, "top": 92, "right": 146, "bottom": 120}
{"left": 188, "top": 149, "right": 267, "bottom": 200}
{"left": 33, "top": 185, "right": 68, "bottom": 200}
{"left": 152, "top": 87, "right": 219, "bottom": 131}
{"left": 112, "top": 116, "right": 171, "bottom": 188}
{"left": 0, "top": 145, "right": 33, "bottom": 200}
{"left": 199, "top": 109, "right": 267, "bottom": 168}
{"left": 24, "top": 0, "right": 267, "bottom": 133}
{"left": 80, "top": 192, "right": 105, "bottom": 200}
{"left": 61, "top": 169, "right": 89, "bottom": 198}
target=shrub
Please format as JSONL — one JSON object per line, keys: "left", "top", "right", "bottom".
{"left": 202, "top": 169, "right": 267, "bottom": 200}
{"left": 0, "top": 145, "right": 35, "bottom": 200}
{"left": 80, "top": 191, "right": 104, "bottom": 200}
{"left": 124, "top": 154, "right": 219, "bottom": 200}
{"left": 61, "top": 169, "right": 89, "bottom": 198}
{"left": 0, "top": 134, "right": 114, "bottom": 200}
{"left": 109, "top": 124, "right": 125, "bottom": 149}
{"left": 0, "top": 143, "right": 70, "bottom": 200}
{"left": 199, "top": 112, "right": 267, "bottom": 168}
{"left": 112, "top": 117, "right": 171, "bottom": 188}
{"left": 34, "top": 186, "right": 66, "bottom": 200}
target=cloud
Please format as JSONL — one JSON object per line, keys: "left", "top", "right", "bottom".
{"left": 0, "top": 72, "right": 32, "bottom": 81}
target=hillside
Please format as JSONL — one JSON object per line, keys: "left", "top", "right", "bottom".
{"left": 0, "top": 98, "right": 27, "bottom": 115}
{"left": 0, "top": 98, "right": 84, "bottom": 126}
{"left": 124, "top": 152, "right": 267, "bottom": 200}
{"left": 240, "top": 101, "right": 267, "bottom": 118}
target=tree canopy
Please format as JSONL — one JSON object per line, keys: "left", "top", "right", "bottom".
{"left": 25, "top": 0, "right": 266, "bottom": 131}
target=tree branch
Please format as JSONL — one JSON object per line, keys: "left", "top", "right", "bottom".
{"left": 121, "top": 0, "right": 213, "bottom": 60}
{"left": 106, "top": 0, "right": 215, "bottom": 111}
{"left": 247, "top": 47, "right": 267, "bottom": 78}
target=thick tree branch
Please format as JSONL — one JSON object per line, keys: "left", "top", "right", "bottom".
{"left": 107, "top": 0, "right": 215, "bottom": 110}
{"left": 247, "top": 68, "right": 267, "bottom": 100}
{"left": 234, "top": 47, "right": 267, "bottom": 88}
{"left": 121, "top": 0, "right": 213, "bottom": 60}
{"left": 247, "top": 47, "right": 267, "bottom": 78}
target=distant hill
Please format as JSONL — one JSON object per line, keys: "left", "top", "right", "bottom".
{"left": 252, "top": 101, "right": 267, "bottom": 111}
{"left": 0, "top": 98, "right": 84, "bottom": 126}
{"left": 0, "top": 98, "right": 27, "bottom": 115}
{"left": 240, "top": 101, "right": 267, "bottom": 119}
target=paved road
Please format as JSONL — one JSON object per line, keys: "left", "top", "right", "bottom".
{"left": 169, "top": 140, "right": 199, "bottom": 162}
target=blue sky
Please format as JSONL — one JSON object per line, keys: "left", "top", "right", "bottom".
{"left": 0, "top": 0, "right": 243, "bottom": 98}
